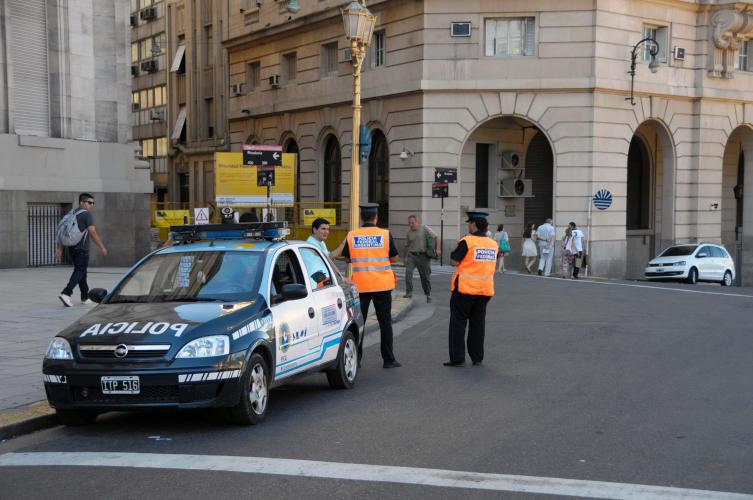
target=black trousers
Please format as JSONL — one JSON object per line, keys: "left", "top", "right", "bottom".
{"left": 62, "top": 248, "right": 90, "bottom": 300}
{"left": 449, "top": 291, "right": 491, "bottom": 363}
{"left": 359, "top": 291, "right": 395, "bottom": 363}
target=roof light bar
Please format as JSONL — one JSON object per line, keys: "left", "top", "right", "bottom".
{"left": 169, "top": 222, "right": 290, "bottom": 243}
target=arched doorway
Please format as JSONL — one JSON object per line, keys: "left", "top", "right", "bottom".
{"left": 625, "top": 120, "right": 675, "bottom": 279}
{"left": 459, "top": 116, "right": 554, "bottom": 257}
{"left": 524, "top": 131, "right": 554, "bottom": 227}
{"left": 368, "top": 129, "right": 389, "bottom": 227}
{"left": 722, "top": 126, "right": 753, "bottom": 284}
{"left": 284, "top": 138, "right": 300, "bottom": 201}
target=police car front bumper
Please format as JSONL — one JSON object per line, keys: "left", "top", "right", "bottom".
{"left": 42, "top": 352, "right": 248, "bottom": 410}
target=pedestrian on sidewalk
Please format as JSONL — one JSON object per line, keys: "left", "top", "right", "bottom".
{"left": 494, "top": 224, "right": 510, "bottom": 273}
{"left": 444, "top": 210, "right": 496, "bottom": 367}
{"left": 536, "top": 218, "right": 556, "bottom": 276}
{"left": 403, "top": 215, "right": 439, "bottom": 303}
{"left": 306, "top": 217, "right": 331, "bottom": 256}
{"left": 522, "top": 223, "right": 538, "bottom": 273}
{"left": 55, "top": 193, "right": 108, "bottom": 307}
{"left": 342, "top": 203, "right": 401, "bottom": 369}
{"left": 569, "top": 221, "right": 586, "bottom": 279}
{"left": 561, "top": 226, "right": 575, "bottom": 277}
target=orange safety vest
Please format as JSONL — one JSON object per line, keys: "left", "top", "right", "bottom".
{"left": 451, "top": 235, "right": 496, "bottom": 296}
{"left": 347, "top": 226, "right": 395, "bottom": 293}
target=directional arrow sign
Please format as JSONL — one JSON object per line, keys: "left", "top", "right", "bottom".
{"left": 243, "top": 144, "right": 283, "bottom": 167}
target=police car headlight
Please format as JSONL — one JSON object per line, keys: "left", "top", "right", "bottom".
{"left": 45, "top": 338, "right": 73, "bottom": 360}
{"left": 176, "top": 335, "right": 230, "bottom": 358}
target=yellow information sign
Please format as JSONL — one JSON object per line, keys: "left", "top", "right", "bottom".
{"left": 215, "top": 152, "right": 295, "bottom": 207}
{"left": 153, "top": 210, "right": 191, "bottom": 228}
{"left": 302, "top": 208, "right": 337, "bottom": 226}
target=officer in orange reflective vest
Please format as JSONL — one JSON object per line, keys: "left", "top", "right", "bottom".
{"left": 444, "top": 210, "right": 496, "bottom": 367}
{"left": 342, "top": 203, "right": 401, "bottom": 368}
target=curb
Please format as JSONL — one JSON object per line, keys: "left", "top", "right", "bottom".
{"left": 364, "top": 297, "right": 415, "bottom": 336}
{"left": 0, "top": 401, "right": 57, "bottom": 441}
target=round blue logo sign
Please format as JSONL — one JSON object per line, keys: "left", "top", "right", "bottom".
{"left": 593, "top": 189, "right": 613, "bottom": 210}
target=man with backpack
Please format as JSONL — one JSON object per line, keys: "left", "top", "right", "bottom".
{"left": 55, "top": 193, "right": 108, "bottom": 307}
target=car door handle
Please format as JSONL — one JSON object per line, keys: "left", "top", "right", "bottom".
{"left": 308, "top": 307, "right": 315, "bottom": 318}
{"left": 337, "top": 298, "right": 343, "bottom": 309}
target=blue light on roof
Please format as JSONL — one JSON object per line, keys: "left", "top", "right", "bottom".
{"left": 169, "top": 222, "right": 290, "bottom": 243}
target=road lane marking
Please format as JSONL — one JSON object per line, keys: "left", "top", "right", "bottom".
{"left": 1, "top": 452, "right": 751, "bottom": 499}
{"left": 514, "top": 273, "right": 753, "bottom": 299}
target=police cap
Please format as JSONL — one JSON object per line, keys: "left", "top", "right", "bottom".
{"left": 464, "top": 210, "right": 489, "bottom": 223}
{"left": 359, "top": 203, "right": 380, "bottom": 218}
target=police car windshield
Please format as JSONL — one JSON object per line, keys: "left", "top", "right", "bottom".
{"left": 108, "top": 251, "right": 262, "bottom": 303}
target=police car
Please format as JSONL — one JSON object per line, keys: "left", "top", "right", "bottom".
{"left": 43, "top": 222, "right": 363, "bottom": 426}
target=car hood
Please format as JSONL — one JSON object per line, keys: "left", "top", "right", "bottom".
{"left": 57, "top": 301, "right": 263, "bottom": 346}
{"left": 648, "top": 256, "right": 691, "bottom": 265}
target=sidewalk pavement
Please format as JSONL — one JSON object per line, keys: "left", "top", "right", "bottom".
{"left": 0, "top": 265, "right": 414, "bottom": 439}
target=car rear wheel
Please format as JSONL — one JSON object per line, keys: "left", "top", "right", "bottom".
{"left": 56, "top": 409, "right": 98, "bottom": 426}
{"left": 686, "top": 267, "right": 698, "bottom": 285}
{"left": 722, "top": 271, "right": 733, "bottom": 287}
{"left": 228, "top": 352, "right": 269, "bottom": 425}
{"left": 326, "top": 331, "right": 358, "bottom": 389}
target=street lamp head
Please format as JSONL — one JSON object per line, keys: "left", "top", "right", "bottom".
{"left": 342, "top": 1, "right": 376, "bottom": 46}
{"left": 648, "top": 54, "right": 660, "bottom": 73}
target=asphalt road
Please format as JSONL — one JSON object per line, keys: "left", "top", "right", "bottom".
{"left": 1, "top": 273, "right": 752, "bottom": 499}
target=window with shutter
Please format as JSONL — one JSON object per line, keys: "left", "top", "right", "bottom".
{"left": 484, "top": 18, "right": 536, "bottom": 57}
{"left": 8, "top": 0, "right": 50, "bottom": 137}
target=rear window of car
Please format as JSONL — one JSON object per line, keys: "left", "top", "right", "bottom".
{"left": 661, "top": 245, "right": 697, "bottom": 256}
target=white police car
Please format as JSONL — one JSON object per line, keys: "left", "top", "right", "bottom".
{"left": 43, "top": 223, "right": 364, "bottom": 426}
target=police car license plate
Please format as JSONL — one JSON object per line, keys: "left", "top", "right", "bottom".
{"left": 101, "top": 376, "right": 140, "bottom": 394}
{"left": 656, "top": 268, "right": 664, "bottom": 273}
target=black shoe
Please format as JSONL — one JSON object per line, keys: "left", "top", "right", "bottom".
{"left": 426, "top": 296, "right": 432, "bottom": 303}
{"left": 443, "top": 361, "right": 464, "bottom": 367}
{"left": 383, "top": 361, "right": 402, "bottom": 369}
{"left": 537, "top": 270, "right": 543, "bottom": 276}
{"left": 472, "top": 361, "right": 483, "bottom": 366}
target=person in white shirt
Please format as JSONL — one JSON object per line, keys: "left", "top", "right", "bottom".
{"left": 306, "top": 217, "right": 331, "bottom": 256}
{"left": 536, "top": 218, "right": 556, "bottom": 276}
{"left": 568, "top": 221, "right": 586, "bottom": 279}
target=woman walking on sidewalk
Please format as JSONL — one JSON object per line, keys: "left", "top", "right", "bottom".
{"left": 494, "top": 224, "right": 510, "bottom": 273}
{"left": 522, "top": 224, "right": 538, "bottom": 273}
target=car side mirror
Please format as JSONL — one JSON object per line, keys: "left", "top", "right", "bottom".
{"left": 88, "top": 288, "right": 108, "bottom": 303}
{"left": 696, "top": 253, "right": 707, "bottom": 259}
{"left": 281, "top": 283, "right": 307, "bottom": 301}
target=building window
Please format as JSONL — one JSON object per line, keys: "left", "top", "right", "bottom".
{"left": 484, "top": 17, "right": 535, "bottom": 57}
{"left": 156, "top": 137, "right": 168, "bottom": 157}
{"left": 737, "top": 40, "right": 752, "bottom": 72}
{"left": 371, "top": 31, "right": 385, "bottom": 68}
{"left": 321, "top": 42, "right": 338, "bottom": 77}
{"left": 131, "top": 42, "right": 139, "bottom": 63}
{"left": 205, "top": 28, "right": 214, "bottom": 67}
{"left": 323, "top": 135, "right": 341, "bottom": 202}
{"left": 642, "top": 24, "right": 668, "bottom": 64}
{"left": 246, "top": 61, "right": 260, "bottom": 91}
{"left": 475, "top": 143, "right": 490, "bottom": 208}
{"left": 204, "top": 98, "right": 215, "bottom": 138}
{"left": 282, "top": 52, "right": 297, "bottom": 84}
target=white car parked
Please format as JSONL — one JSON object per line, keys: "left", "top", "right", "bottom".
{"left": 645, "top": 243, "right": 735, "bottom": 286}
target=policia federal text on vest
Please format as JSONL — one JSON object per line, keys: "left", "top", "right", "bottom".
{"left": 445, "top": 211, "right": 496, "bottom": 367}
{"left": 342, "top": 203, "right": 401, "bottom": 369}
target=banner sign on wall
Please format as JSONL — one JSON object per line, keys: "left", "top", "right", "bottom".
{"left": 215, "top": 152, "right": 295, "bottom": 207}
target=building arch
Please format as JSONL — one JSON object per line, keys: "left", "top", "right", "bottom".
{"left": 722, "top": 124, "right": 753, "bottom": 284}
{"left": 322, "top": 134, "right": 342, "bottom": 203}
{"left": 368, "top": 128, "right": 390, "bottom": 227}
{"left": 281, "top": 133, "right": 301, "bottom": 202}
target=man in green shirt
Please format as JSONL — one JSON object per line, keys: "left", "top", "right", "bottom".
{"left": 306, "top": 217, "right": 330, "bottom": 256}
{"left": 403, "top": 215, "right": 440, "bottom": 303}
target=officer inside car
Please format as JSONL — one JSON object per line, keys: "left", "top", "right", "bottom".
{"left": 444, "top": 210, "right": 497, "bottom": 367}
{"left": 342, "top": 203, "right": 401, "bottom": 368}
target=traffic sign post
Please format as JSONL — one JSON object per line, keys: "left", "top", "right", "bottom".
{"left": 433, "top": 169, "right": 456, "bottom": 266}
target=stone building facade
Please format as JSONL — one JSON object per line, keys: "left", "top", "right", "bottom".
{"left": 213, "top": 0, "right": 753, "bottom": 280}
{"left": 0, "top": 0, "right": 152, "bottom": 268}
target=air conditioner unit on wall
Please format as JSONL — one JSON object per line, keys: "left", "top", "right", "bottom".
{"left": 269, "top": 74, "right": 280, "bottom": 88}
{"left": 131, "top": 64, "right": 139, "bottom": 76}
{"left": 130, "top": 14, "right": 137, "bottom": 27}
{"left": 231, "top": 83, "right": 244, "bottom": 95}
{"left": 140, "top": 6, "right": 157, "bottom": 21}
{"left": 149, "top": 108, "right": 165, "bottom": 121}
{"left": 500, "top": 151, "right": 524, "bottom": 169}
{"left": 499, "top": 178, "right": 533, "bottom": 198}
{"left": 141, "top": 60, "right": 158, "bottom": 73}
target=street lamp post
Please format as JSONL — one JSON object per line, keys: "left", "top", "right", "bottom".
{"left": 342, "top": 1, "right": 376, "bottom": 275}
{"left": 626, "top": 37, "right": 660, "bottom": 105}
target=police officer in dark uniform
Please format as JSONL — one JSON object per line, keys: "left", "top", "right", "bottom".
{"left": 342, "top": 203, "right": 402, "bottom": 368}
{"left": 444, "top": 210, "right": 497, "bottom": 367}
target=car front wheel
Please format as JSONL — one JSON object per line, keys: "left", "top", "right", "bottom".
{"left": 722, "top": 271, "right": 733, "bottom": 287}
{"left": 686, "top": 267, "right": 698, "bottom": 285}
{"left": 56, "top": 409, "right": 98, "bottom": 426}
{"left": 326, "top": 331, "right": 359, "bottom": 389}
{"left": 228, "top": 352, "right": 269, "bottom": 425}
